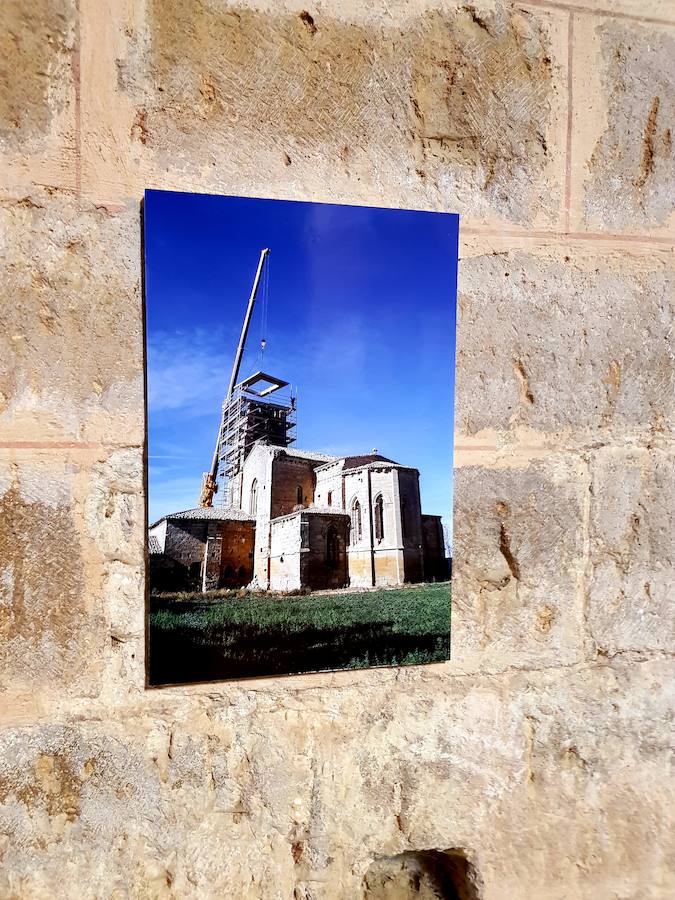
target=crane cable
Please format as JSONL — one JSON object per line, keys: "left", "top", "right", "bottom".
{"left": 259, "top": 252, "right": 269, "bottom": 367}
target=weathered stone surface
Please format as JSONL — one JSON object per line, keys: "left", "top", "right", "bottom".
{"left": 0, "top": 659, "right": 672, "bottom": 898}
{"left": 456, "top": 248, "right": 675, "bottom": 443}
{"left": 1, "top": 0, "right": 674, "bottom": 895}
{"left": 584, "top": 21, "right": 675, "bottom": 231}
{"left": 0, "top": 0, "right": 74, "bottom": 147}
{"left": 0, "top": 453, "right": 92, "bottom": 699}
{"left": 0, "top": 449, "right": 144, "bottom": 706}
{"left": 81, "top": 448, "right": 145, "bottom": 701}
{"left": 0, "top": 0, "right": 77, "bottom": 194}
{"left": 95, "top": 0, "right": 566, "bottom": 224}
{"left": 452, "top": 459, "right": 589, "bottom": 673}
{"left": 0, "top": 192, "right": 143, "bottom": 444}
{"left": 574, "top": 0, "right": 675, "bottom": 17}
{"left": 588, "top": 447, "right": 675, "bottom": 656}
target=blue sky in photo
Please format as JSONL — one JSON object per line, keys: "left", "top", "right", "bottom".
{"left": 144, "top": 190, "right": 458, "bottom": 536}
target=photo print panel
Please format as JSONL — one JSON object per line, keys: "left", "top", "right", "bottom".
{"left": 144, "top": 190, "right": 458, "bottom": 685}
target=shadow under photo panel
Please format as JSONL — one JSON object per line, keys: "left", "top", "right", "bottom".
{"left": 144, "top": 189, "right": 458, "bottom": 685}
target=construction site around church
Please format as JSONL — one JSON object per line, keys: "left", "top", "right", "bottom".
{"left": 149, "top": 368, "right": 448, "bottom": 596}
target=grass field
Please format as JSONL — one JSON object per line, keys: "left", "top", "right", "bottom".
{"left": 149, "top": 582, "right": 451, "bottom": 684}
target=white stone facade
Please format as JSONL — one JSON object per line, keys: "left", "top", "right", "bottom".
{"left": 237, "top": 444, "right": 446, "bottom": 591}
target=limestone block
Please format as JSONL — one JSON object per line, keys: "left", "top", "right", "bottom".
{"left": 81, "top": 0, "right": 566, "bottom": 226}
{"left": 0, "top": 722, "right": 170, "bottom": 898}
{"left": 0, "top": 714, "right": 313, "bottom": 898}
{"left": 452, "top": 458, "right": 589, "bottom": 672}
{"left": 0, "top": 448, "right": 144, "bottom": 709}
{"left": 0, "top": 191, "right": 143, "bottom": 444}
{"left": 588, "top": 447, "right": 675, "bottom": 655}
{"left": 81, "top": 448, "right": 145, "bottom": 701}
{"left": 0, "top": 0, "right": 78, "bottom": 194}
{"left": 571, "top": 15, "right": 675, "bottom": 234}
{"left": 565, "top": 0, "right": 674, "bottom": 16}
{"left": 456, "top": 247, "right": 675, "bottom": 445}
{"left": 0, "top": 659, "right": 672, "bottom": 898}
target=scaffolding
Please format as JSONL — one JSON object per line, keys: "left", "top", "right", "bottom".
{"left": 214, "top": 372, "right": 296, "bottom": 508}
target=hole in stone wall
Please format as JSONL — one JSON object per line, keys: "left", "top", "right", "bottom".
{"left": 362, "top": 849, "right": 481, "bottom": 900}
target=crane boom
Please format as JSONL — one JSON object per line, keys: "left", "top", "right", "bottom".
{"left": 199, "top": 248, "right": 270, "bottom": 508}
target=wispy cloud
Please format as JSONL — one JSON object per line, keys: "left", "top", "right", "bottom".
{"left": 147, "top": 327, "right": 232, "bottom": 417}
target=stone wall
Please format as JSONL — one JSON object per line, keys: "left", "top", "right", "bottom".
{"left": 398, "top": 469, "right": 422, "bottom": 551}
{"left": 242, "top": 444, "right": 276, "bottom": 585}
{"left": 301, "top": 512, "right": 350, "bottom": 591}
{"left": 202, "top": 522, "right": 224, "bottom": 591}
{"left": 0, "top": 0, "right": 673, "bottom": 898}
{"left": 270, "top": 453, "right": 318, "bottom": 516}
{"left": 270, "top": 510, "right": 349, "bottom": 591}
{"left": 219, "top": 520, "right": 256, "bottom": 587}
{"left": 269, "top": 512, "right": 305, "bottom": 591}
{"left": 371, "top": 466, "right": 407, "bottom": 585}
{"left": 344, "top": 468, "right": 375, "bottom": 587}
{"left": 421, "top": 514, "right": 448, "bottom": 582}
{"left": 398, "top": 468, "right": 426, "bottom": 582}
{"left": 153, "top": 517, "right": 255, "bottom": 592}
{"left": 314, "top": 460, "right": 346, "bottom": 509}
{"left": 163, "top": 520, "right": 215, "bottom": 591}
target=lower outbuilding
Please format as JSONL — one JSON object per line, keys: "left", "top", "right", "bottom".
{"left": 148, "top": 507, "right": 255, "bottom": 592}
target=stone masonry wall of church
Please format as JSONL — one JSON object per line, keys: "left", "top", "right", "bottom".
{"left": 0, "top": 0, "right": 673, "bottom": 897}
{"left": 270, "top": 455, "right": 317, "bottom": 517}
{"left": 302, "top": 513, "right": 350, "bottom": 590}
{"left": 219, "top": 520, "right": 256, "bottom": 585}
{"left": 397, "top": 470, "right": 426, "bottom": 582}
{"left": 314, "top": 462, "right": 345, "bottom": 509}
{"left": 164, "top": 521, "right": 213, "bottom": 573}
{"left": 269, "top": 514, "right": 304, "bottom": 591}
{"left": 369, "top": 467, "right": 405, "bottom": 584}
{"left": 241, "top": 445, "right": 275, "bottom": 584}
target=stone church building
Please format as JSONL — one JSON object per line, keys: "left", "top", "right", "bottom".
{"left": 149, "top": 373, "right": 448, "bottom": 593}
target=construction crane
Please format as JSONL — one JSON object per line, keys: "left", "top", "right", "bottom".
{"left": 198, "top": 248, "right": 270, "bottom": 508}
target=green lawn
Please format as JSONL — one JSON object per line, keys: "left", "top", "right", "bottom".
{"left": 149, "top": 582, "right": 451, "bottom": 684}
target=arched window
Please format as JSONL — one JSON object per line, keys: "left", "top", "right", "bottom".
{"left": 326, "top": 525, "right": 338, "bottom": 569}
{"left": 374, "top": 494, "right": 384, "bottom": 542}
{"left": 296, "top": 484, "right": 303, "bottom": 506}
{"left": 351, "top": 498, "right": 362, "bottom": 544}
{"left": 327, "top": 491, "right": 333, "bottom": 507}
{"left": 249, "top": 479, "right": 258, "bottom": 516}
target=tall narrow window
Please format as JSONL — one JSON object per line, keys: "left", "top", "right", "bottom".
{"left": 374, "top": 494, "right": 384, "bottom": 542}
{"left": 327, "top": 491, "right": 333, "bottom": 507}
{"left": 351, "top": 498, "right": 362, "bottom": 544}
{"left": 326, "top": 525, "right": 338, "bottom": 569}
{"left": 250, "top": 479, "right": 258, "bottom": 516}
{"left": 296, "top": 484, "right": 303, "bottom": 505}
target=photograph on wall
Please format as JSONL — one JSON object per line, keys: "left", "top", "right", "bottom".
{"left": 144, "top": 189, "right": 458, "bottom": 685}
